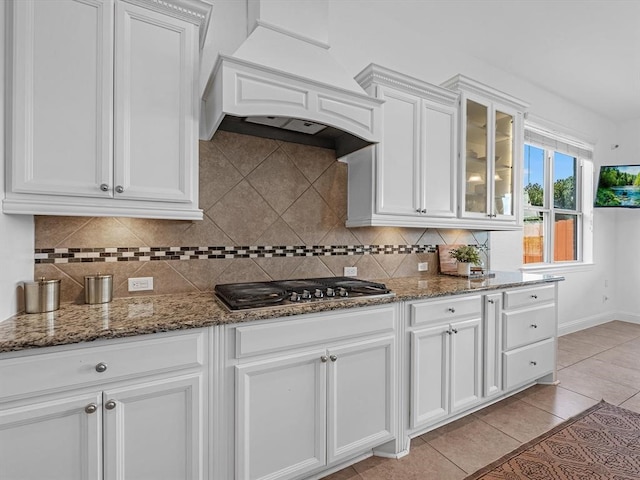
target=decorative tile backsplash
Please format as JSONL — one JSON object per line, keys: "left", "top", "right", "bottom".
{"left": 34, "top": 131, "right": 489, "bottom": 303}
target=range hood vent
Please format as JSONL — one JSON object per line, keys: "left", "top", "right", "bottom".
{"left": 200, "top": 3, "right": 382, "bottom": 157}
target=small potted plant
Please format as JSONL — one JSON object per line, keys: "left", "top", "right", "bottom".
{"left": 449, "top": 245, "right": 482, "bottom": 276}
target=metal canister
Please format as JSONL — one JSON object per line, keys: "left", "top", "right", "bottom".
{"left": 24, "top": 277, "right": 61, "bottom": 313}
{"left": 84, "top": 274, "right": 113, "bottom": 304}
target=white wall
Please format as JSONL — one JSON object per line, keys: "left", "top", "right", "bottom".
{"left": 1, "top": 1, "right": 35, "bottom": 320}
{"left": 612, "top": 118, "right": 640, "bottom": 322}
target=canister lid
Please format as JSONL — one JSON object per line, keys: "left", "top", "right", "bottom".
{"left": 84, "top": 273, "right": 113, "bottom": 280}
{"left": 24, "top": 277, "right": 61, "bottom": 286}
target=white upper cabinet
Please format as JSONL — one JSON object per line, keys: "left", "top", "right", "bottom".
{"left": 442, "top": 75, "right": 529, "bottom": 228}
{"left": 4, "top": 0, "right": 212, "bottom": 220}
{"left": 344, "top": 64, "right": 459, "bottom": 228}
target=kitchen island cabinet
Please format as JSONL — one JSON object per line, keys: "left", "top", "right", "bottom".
{"left": 0, "top": 329, "right": 208, "bottom": 480}
{"left": 3, "top": 0, "right": 211, "bottom": 220}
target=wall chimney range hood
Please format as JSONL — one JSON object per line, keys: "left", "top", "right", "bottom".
{"left": 200, "top": 1, "right": 382, "bottom": 158}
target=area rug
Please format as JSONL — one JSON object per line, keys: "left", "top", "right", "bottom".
{"left": 465, "top": 400, "right": 640, "bottom": 479}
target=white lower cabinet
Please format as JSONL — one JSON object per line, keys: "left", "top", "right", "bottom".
{"left": 229, "top": 306, "right": 397, "bottom": 480}
{"left": 0, "top": 330, "right": 208, "bottom": 480}
{"left": 483, "top": 293, "right": 503, "bottom": 398}
{"left": 410, "top": 312, "right": 482, "bottom": 429}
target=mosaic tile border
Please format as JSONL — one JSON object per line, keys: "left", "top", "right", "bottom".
{"left": 35, "top": 245, "right": 439, "bottom": 264}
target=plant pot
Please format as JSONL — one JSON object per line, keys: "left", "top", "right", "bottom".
{"left": 457, "top": 262, "right": 471, "bottom": 276}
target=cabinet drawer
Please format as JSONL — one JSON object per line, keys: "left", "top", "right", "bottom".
{"left": 503, "top": 304, "right": 556, "bottom": 350}
{"left": 235, "top": 306, "right": 396, "bottom": 358}
{"left": 503, "top": 285, "right": 555, "bottom": 310}
{"left": 0, "top": 330, "right": 205, "bottom": 400}
{"left": 411, "top": 295, "right": 481, "bottom": 326}
{"left": 503, "top": 338, "right": 555, "bottom": 390}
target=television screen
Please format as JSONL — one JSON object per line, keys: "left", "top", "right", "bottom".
{"left": 594, "top": 165, "right": 640, "bottom": 207}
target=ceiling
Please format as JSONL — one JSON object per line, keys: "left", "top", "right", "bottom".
{"left": 365, "top": 0, "right": 640, "bottom": 124}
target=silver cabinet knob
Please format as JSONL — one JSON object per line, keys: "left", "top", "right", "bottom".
{"left": 85, "top": 403, "right": 98, "bottom": 414}
{"left": 531, "top": 294, "right": 538, "bottom": 299}
{"left": 320, "top": 355, "right": 328, "bottom": 363}
{"left": 530, "top": 324, "right": 538, "bottom": 328}
{"left": 100, "top": 183, "right": 109, "bottom": 192}
{"left": 487, "top": 299, "right": 495, "bottom": 304}
{"left": 421, "top": 209, "right": 427, "bottom": 214}
{"left": 447, "top": 307, "right": 456, "bottom": 313}
{"left": 451, "top": 328, "right": 458, "bottom": 334}
{"left": 115, "top": 185, "right": 124, "bottom": 194}
{"left": 105, "top": 400, "right": 117, "bottom": 410}
{"left": 329, "top": 355, "right": 338, "bottom": 362}
{"left": 95, "top": 362, "right": 108, "bottom": 373}
{"left": 445, "top": 330, "right": 452, "bottom": 335}
{"left": 530, "top": 361, "right": 537, "bottom": 366}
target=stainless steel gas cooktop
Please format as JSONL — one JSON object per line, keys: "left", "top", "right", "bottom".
{"left": 214, "top": 277, "right": 394, "bottom": 311}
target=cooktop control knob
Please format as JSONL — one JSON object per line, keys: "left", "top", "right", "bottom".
{"left": 314, "top": 289, "right": 324, "bottom": 298}
{"left": 302, "top": 289, "right": 312, "bottom": 299}
{"left": 326, "top": 288, "right": 335, "bottom": 297}
{"left": 338, "top": 287, "right": 349, "bottom": 297}
{"left": 290, "top": 292, "right": 300, "bottom": 302}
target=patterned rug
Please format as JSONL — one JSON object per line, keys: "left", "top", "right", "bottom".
{"left": 465, "top": 400, "right": 640, "bottom": 479}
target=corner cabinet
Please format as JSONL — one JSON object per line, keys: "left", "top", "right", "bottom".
{"left": 344, "top": 64, "right": 459, "bottom": 228}
{"left": 3, "top": 0, "right": 212, "bottom": 220}
{"left": 441, "top": 75, "right": 529, "bottom": 228}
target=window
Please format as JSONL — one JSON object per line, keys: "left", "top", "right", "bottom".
{"left": 522, "top": 125, "right": 593, "bottom": 266}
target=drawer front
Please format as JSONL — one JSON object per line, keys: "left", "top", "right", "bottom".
{"left": 411, "top": 295, "right": 481, "bottom": 327}
{"left": 503, "top": 284, "right": 555, "bottom": 310}
{"left": 503, "top": 338, "right": 555, "bottom": 390}
{"left": 0, "top": 330, "right": 205, "bottom": 400}
{"left": 503, "top": 304, "right": 556, "bottom": 350}
{"left": 235, "top": 306, "right": 396, "bottom": 358}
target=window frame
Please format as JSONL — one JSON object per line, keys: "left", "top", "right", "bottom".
{"left": 521, "top": 122, "right": 594, "bottom": 272}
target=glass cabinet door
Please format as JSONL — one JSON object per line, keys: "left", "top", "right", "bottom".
{"left": 494, "top": 110, "right": 514, "bottom": 217}
{"left": 465, "top": 99, "right": 489, "bottom": 215}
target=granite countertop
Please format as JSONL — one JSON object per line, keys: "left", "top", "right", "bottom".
{"left": 0, "top": 272, "right": 563, "bottom": 353}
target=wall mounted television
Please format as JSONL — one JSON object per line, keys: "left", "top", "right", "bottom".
{"left": 594, "top": 165, "right": 640, "bottom": 208}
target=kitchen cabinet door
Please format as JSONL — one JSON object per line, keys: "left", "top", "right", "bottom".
{"left": 103, "top": 373, "right": 203, "bottom": 480}
{"left": 327, "top": 336, "right": 395, "bottom": 464}
{"left": 235, "top": 350, "right": 327, "bottom": 480}
{"left": 114, "top": 1, "right": 197, "bottom": 203}
{"left": 0, "top": 392, "right": 102, "bottom": 480}
{"left": 7, "top": 0, "right": 113, "bottom": 198}
{"left": 449, "top": 317, "right": 482, "bottom": 413}
{"left": 484, "top": 293, "right": 503, "bottom": 398}
{"left": 410, "top": 323, "right": 450, "bottom": 428}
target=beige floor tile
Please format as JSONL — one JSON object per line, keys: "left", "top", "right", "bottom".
{"left": 425, "top": 416, "right": 520, "bottom": 474}
{"left": 621, "top": 392, "right": 640, "bottom": 414}
{"left": 320, "top": 466, "right": 362, "bottom": 480}
{"left": 566, "top": 357, "right": 640, "bottom": 388}
{"left": 594, "top": 343, "right": 640, "bottom": 371}
{"left": 418, "top": 414, "right": 478, "bottom": 443}
{"left": 594, "top": 321, "right": 640, "bottom": 336}
{"left": 557, "top": 367, "right": 639, "bottom": 405}
{"left": 557, "top": 348, "right": 590, "bottom": 368}
{"left": 557, "top": 336, "right": 611, "bottom": 357}
{"left": 473, "top": 399, "right": 564, "bottom": 442}
{"left": 563, "top": 328, "right": 629, "bottom": 348}
{"left": 519, "top": 384, "right": 599, "bottom": 419}
{"left": 355, "top": 442, "right": 467, "bottom": 480}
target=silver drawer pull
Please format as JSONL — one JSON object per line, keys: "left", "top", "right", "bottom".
{"left": 95, "top": 362, "right": 108, "bottom": 373}
{"left": 530, "top": 324, "right": 538, "bottom": 328}
{"left": 320, "top": 355, "right": 328, "bottom": 363}
{"left": 105, "top": 400, "right": 117, "bottom": 410}
{"left": 447, "top": 307, "right": 456, "bottom": 313}
{"left": 531, "top": 294, "right": 538, "bottom": 299}
{"left": 487, "top": 299, "right": 495, "bottom": 304}
{"left": 329, "top": 355, "right": 338, "bottom": 362}
{"left": 530, "top": 361, "right": 538, "bottom": 366}
{"left": 85, "top": 403, "right": 98, "bottom": 414}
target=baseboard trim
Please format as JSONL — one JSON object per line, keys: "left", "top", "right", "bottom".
{"left": 558, "top": 312, "right": 616, "bottom": 336}
{"left": 612, "top": 312, "right": 640, "bottom": 324}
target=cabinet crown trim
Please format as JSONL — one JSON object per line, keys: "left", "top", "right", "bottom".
{"left": 122, "top": 0, "right": 212, "bottom": 47}
{"left": 355, "top": 63, "right": 459, "bottom": 105}
{"left": 441, "top": 74, "right": 529, "bottom": 110}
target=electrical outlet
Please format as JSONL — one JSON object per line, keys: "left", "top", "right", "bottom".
{"left": 128, "top": 277, "right": 154, "bottom": 292}
{"left": 418, "top": 262, "right": 429, "bottom": 272}
{"left": 343, "top": 266, "right": 357, "bottom": 277}
{"left": 603, "top": 295, "right": 609, "bottom": 303}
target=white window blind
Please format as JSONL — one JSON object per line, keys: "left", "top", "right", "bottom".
{"left": 524, "top": 124, "right": 593, "bottom": 160}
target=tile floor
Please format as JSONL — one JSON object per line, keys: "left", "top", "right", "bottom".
{"left": 322, "top": 320, "right": 640, "bottom": 480}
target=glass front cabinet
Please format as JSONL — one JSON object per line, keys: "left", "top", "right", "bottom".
{"left": 442, "top": 76, "right": 528, "bottom": 226}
